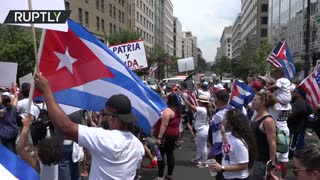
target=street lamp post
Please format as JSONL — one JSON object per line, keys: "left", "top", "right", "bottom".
{"left": 305, "top": 0, "right": 311, "bottom": 78}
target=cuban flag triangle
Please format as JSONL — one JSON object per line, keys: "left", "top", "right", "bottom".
{"left": 35, "top": 19, "right": 166, "bottom": 133}
{"left": 0, "top": 144, "right": 39, "bottom": 180}
{"left": 266, "top": 39, "right": 296, "bottom": 80}
{"left": 229, "top": 80, "right": 255, "bottom": 109}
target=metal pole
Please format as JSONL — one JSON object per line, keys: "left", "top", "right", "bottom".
{"left": 305, "top": 0, "right": 311, "bottom": 78}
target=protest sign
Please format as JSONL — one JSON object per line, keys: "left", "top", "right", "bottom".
{"left": 0, "top": 62, "right": 17, "bottom": 87}
{"left": 19, "top": 73, "right": 33, "bottom": 86}
{"left": 178, "top": 57, "right": 194, "bottom": 72}
{"left": 109, "top": 40, "right": 148, "bottom": 70}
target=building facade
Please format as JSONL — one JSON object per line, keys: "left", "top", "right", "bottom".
{"left": 193, "top": 36, "right": 198, "bottom": 68}
{"left": 268, "top": 0, "right": 320, "bottom": 63}
{"left": 220, "top": 26, "right": 233, "bottom": 59}
{"left": 232, "top": 13, "right": 242, "bottom": 59}
{"left": 182, "top": 31, "right": 193, "bottom": 58}
{"left": 128, "top": 0, "right": 155, "bottom": 53}
{"left": 65, "top": 0, "right": 129, "bottom": 41}
{"left": 163, "top": 0, "right": 174, "bottom": 55}
{"left": 173, "top": 17, "right": 183, "bottom": 58}
{"left": 154, "top": 0, "right": 165, "bottom": 48}
{"left": 241, "top": 0, "right": 268, "bottom": 47}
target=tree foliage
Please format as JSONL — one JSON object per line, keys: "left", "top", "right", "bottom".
{"left": 105, "top": 29, "right": 141, "bottom": 46}
{"left": 0, "top": 25, "right": 40, "bottom": 80}
{"left": 197, "top": 54, "right": 207, "bottom": 73}
{"left": 211, "top": 38, "right": 273, "bottom": 80}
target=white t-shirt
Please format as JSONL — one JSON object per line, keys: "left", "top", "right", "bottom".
{"left": 222, "top": 133, "right": 249, "bottom": 179}
{"left": 194, "top": 107, "right": 209, "bottom": 131}
{"left": 275, "top": 78, "right": 292, "bottom": 105}
{"left": 78, "top": 125, "right": 144, "bottom": 180}
{"left": 40, "top": 162, "right": 58, "bottom": 180}
{"left": 17, "top": 98, "right": 40, "bottom": 119}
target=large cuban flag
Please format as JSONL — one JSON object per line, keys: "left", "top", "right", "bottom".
{"left": 35, "top": 19, "right": 166, "bottom": 133}
{"left": 229, "top": 80, "right": 255, "bottom": 109}
{"left": 0, "top": 145, "right": 39, "bottom": 180}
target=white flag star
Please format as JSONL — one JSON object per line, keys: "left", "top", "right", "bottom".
{"left": 54, "top": 47, "right": 78, "bottom": 74}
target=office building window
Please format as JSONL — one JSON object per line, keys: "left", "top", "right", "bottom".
{"left": 122, "top": 0, "right": 124, "bottom": 6}
{"left": 65, "top": 2, "right": 70, "bottom": 10}
{"left": 101, "top": 0, "right": 104, "bottom": 12}
{"left": 96, "top": 16, "right": 100, "bottom": 30}
{"left": 109, "top": 4, "right": 112, "bottom": 17}
{"left": 113, "top": 7, "right": 116, "bottom": 18}
{"left": 113, "top": 25, "right": 116, "bottom": 33}
{"left": 261, "top": 4, "right": 268, "bottom": 12}
{"left": 101, "top": 19, "right": 105, "bottom": 32}
{"left": 119, "top": 10, "right": 121, "bottom": 22}
{"left": 109, "top": 23, "right": 112, "bottom": 34}
{"left": 85, "top": 11, "right": 89, "bottom": 26}
{"left": 261, "top": 29, "right": 268, "bottom": 37}
{"left": 122, "top": 12, "right": 124, "bottom": 23}
{"left": 261, "top": 17, "right": 268, "bottom": 25}
{"left": 96, "top": 0, "right": 100, "bottom": 10}
{"left": 136, "top": 12, "right": 139, "bottom": 22}
{"left": 78, "top": 8, "right": 83, "bottom": 23}
{"left": 85, "top": 0, "right": 88, "bottom": 3}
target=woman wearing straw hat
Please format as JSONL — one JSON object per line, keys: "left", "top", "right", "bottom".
{"left": 182, "top": 94, "right": 212, "bottom": 168}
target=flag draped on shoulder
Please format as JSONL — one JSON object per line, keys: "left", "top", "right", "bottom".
{"left": 267, "top": 39, "right": 296, "bottom": 79}
{"left": 229, "top": 80, "right": 255, "bottom": 109}
{"left": 36, "top": 19, "right": 166, "bottom": 133}
{"left": 0, "top": 145, "right": 39, "bottom": 180}
{"left": 300, "top": 66, "right": 320, "bottom": 110}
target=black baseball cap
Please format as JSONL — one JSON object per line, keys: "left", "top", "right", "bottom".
{"left": 105, "top": 94, "right": 138, "bottom": 123}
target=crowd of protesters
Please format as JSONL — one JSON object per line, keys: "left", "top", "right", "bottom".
{"left": 0, "top": 68, "right": 320, "bottom": 180}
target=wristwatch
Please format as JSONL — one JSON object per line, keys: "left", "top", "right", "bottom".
{"left": 221, "top": 166, "right": 225, "bottom": 172}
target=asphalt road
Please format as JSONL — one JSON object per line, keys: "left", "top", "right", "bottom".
{"left": 139, "top": 131, "right": 320, "bottom": 180}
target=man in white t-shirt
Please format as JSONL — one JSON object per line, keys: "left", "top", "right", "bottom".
{"left": 34, "top": 73, "right": 145, "bottom": 180}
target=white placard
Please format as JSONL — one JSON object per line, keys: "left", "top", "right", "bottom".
{"left": 0, "top": 164, "right": 18, "bottom": 180}
{"left": 177, "top": 57, "right": 195, "bottom": 72}
{"left": 0, "top": 62, "right": 17, "bottom": 87}
{"left": 109, "top": 40, "right": 148, "bottom": 70}
{"left": 0, "top": 0, "right": 68, "bottom": 32}
{"left": 19, "top": 73, "right": 33, "bottom": 86}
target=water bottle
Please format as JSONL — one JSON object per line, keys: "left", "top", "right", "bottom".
{"left": 146, "top": 137, "right": 162, "bottom": 161}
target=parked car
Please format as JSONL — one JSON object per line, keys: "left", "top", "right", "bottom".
{"left": 160, "top": 76, "right": 186, "bottom": 88}
{"left": 143, "top": 79, "right": 158, "bottom": 90}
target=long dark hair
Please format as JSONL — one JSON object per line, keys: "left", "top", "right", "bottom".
{"left": 225, "top": 108, "right": 257, "bottom": 168}
{"left": 167, "top": 93, "right": 181, "bottom": 117}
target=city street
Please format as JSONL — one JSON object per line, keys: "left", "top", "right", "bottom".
{"left": 139, "top": 132, "right": 314, "bottom": 180}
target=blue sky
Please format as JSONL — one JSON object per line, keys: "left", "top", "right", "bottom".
{"left": 171, "top": 0, "right": 241, "bottom": 62}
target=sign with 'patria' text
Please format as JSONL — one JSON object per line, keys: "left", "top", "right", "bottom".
{"left": 109, "top": 40, "right": 148, "bottom": 70}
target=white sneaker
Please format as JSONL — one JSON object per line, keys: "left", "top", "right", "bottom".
{"left": 197, "top": 162, "right": 208, "bottom": 168}
{"left": 190, "top": 158, "right": 200, "bottom": 164}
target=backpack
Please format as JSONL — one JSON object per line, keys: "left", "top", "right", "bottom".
{"left": 276, "top": 127, "right": 290, "bottom": 153}
{"left": 31, "top": 104, "right": 54, "bottom": 145}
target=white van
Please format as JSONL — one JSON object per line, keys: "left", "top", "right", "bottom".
{"left": 160, "top": 76, "right": 186, "bottom": 88}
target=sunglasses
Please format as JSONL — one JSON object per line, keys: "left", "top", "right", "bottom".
{"left": 292, "top": 166, "right": 315, "bottom": 176}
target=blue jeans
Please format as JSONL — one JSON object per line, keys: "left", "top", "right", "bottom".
{"left": 58, "top": 151, "right": 80, "bottom": 180}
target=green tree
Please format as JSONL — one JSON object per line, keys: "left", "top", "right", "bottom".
{"left": 105, "top": 29, "right": 141, "bottom": 46}
{"left": 197, "top": 54, "right": 207, "bottom": 73}
{"left": 256, "top": 38, "right": 272, "bottom": 75}
{"left": 147, "top": 45, "right": 167, "bottom": 80}
{"left": 211, "top": 56, "right": 231, "bottom": 76}
{"left": 0, "top": 25, "right": 39, "bottom": 80}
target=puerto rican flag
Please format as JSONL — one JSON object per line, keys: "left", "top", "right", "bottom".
{"left": 266, "top": 39, "right": 296, "bottom": 79}
{"left": 229, "top": 80, "right": 255, "bottom": 109}
{"left": 36, "top": 19, "right": 166, "bottom": 133}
